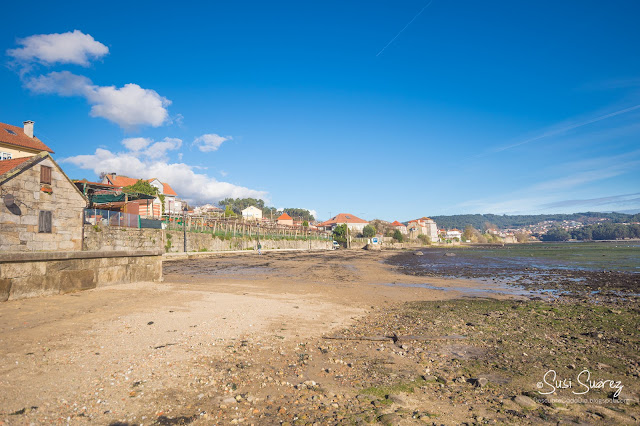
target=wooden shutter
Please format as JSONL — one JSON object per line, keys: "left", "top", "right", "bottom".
{"left": 40, "top": 166, "right": 52, "bottom": 184}
{"left": 38, "top": 211, "right": 52, "bottom": 233}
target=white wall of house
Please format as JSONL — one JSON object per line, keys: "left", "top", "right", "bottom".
{"left": 0, "top": 143, "right": 40, "bottom": 160}
{"left": 242, "top": 206, "right": 263, "bottom": 221}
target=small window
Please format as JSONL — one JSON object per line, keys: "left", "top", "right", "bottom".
{"left": 0, "top": 152, "right": 12, "bottom": 160}
{"left": 4, "top": 129, "right": 17, "bottom": 136}
{"left": 38, "top": 211, "right": 52, "bottom": 233}
{"left": 40, "top": 165, "right": 52, "bottom": 184}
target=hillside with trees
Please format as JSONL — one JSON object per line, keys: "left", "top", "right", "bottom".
{"left": 542, "top": 223, "right": 640, "bottom": 241}
{"left": 431, "top": 212, "right": 639, "bottom": 230}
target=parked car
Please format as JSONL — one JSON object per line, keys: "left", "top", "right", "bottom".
{"left": 332, "top": 241, "right": 340, "bottom": 250}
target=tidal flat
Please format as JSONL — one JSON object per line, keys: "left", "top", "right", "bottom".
{"left": 0, "top": 249, "right": 637, "bottom": 424}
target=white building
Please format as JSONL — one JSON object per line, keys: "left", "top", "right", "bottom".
{"left": 242, "top": 205, "right": 263, "bottom": 221}
{"left": 407, "top": 217, "right": 439, "bottom": 241}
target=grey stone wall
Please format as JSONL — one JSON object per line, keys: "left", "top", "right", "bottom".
{"left": 165, "top": 230, "right": 332, "bottom": 252}
{"left": 0, "top": 156, "right": 86, "bottom": 252}
{"left": 83, "top": 225, "right": 163, "bottom": 251}
{"left": 0, "top": 250, "right": 163, "bottom": 301}
{"left": 83, "top": 225, "right": 332, "bottom": 252}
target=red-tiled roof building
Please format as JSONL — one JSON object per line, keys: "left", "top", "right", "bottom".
{"left": 316, "top": 213, "right": 369, "bottom": 232}
{"left": 101, "top": 173, "right": 180, "bottom": 213}
{"left": 277, "top": 212, "right": 294, "bottom": 226}
{"left": 390, "top": 220, "right": 408, "bottom": 234}
{"left": 0, "top": 121, "right": 54, "bottom": 162}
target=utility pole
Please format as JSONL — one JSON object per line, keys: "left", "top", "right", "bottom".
{"left": 183, "top": 205, "right": 187, "bottom": 252}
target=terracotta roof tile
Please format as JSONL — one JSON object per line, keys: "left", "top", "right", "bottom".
{"left": 0, "top": 122, "right": 54, "bottom": 153}
{"left": 391, "top": 221, "right": 405, "bottom": 227}
{"left": 104, "top": 175, "right": 178, "bottom": 196}
{"left": 317, "top": 213, "right": 368, "bottom": 227}
{"left": 277, "top": 212, "right": 293, "bottom": 220}
{"left": 0, "top": 157, "right": 31, "bottom": 175}
{"left": 160, "top": 182, "right": 177, "bottom": 196}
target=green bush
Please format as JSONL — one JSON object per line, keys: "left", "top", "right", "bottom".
{"left": 363, "top": 224, "right": 376, "bottom": 238}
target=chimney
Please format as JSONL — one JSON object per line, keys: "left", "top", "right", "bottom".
{"left": 23, "top": 120, "right": 34, "bottom": 138}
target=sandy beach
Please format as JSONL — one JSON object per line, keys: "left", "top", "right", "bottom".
{"left": 0, "top": 249, "right": 638, "bottom": 424}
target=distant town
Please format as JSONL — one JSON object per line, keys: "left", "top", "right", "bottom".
{"left": 2, "top": 119, "right": 640, "bottom": 253}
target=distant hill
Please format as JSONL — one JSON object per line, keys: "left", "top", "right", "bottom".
{"left": 430, "top": 212, "right": 640, "bottom": 230}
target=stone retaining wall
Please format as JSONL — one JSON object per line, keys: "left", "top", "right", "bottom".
{"left": 0, "top": 250, "right": 163, "bottom": 301}
{"left": 83, "top": 225, "right": 332, "bottom": 253}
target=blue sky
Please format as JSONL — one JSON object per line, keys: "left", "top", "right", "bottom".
{"left": 2, "top": 0, "right": 639, "bottom": 221}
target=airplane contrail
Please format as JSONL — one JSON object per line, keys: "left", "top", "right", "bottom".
{"left": 494, "top": 104, "right": 640, "bottom": 152}
{"left": 376, "top": 0, "right": 434, "bottom": 57}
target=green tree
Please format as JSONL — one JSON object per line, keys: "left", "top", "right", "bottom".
{"left": 302, "top": 220, "right": 309, "bottom": 227}
{"left": 122, "top": 180, "right": 165, "bottom": 214}
{"left": 462, "top": 225, "right": 475, "bottom": 242}
{"left": 218, "top": 198, "right": 265, "bottom": 215}
{"left": 542, "top": 228, "right": 570, "bottom": 241}
{"left": 223, "top": 205, "right": 236, "bottom": 217}
{"left": 362, "top": 224, "right": 376, "bottom": 238}
{"left": 282, "top": 208, "right": 315, "bottom": 221}
{"left": 332, "top": 224, "right": 347, "bottom": 244}
{"left": 393, "top": 229, "right": 404, "bottom": 242}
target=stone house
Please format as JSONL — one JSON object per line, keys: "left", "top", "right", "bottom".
{"left": 0, "top": 152, "right": 88, "bottom": 252}
{"left": 0, "top": 120, "right": 54, "bottom": 160}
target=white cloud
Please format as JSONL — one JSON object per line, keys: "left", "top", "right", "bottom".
{"left": 27, "top": 71, "right": 171, "bottom": 129}
{"left": 144, "top": 137, "right": 182, "bottom": 160}
{"left": 62, "top": 139, "right": 266, "bottom": 205}
{"left": 7, "top": 30, "right": 108, "bottom": 67}
{"left": 220, "top": 170, "right": 228, "bottom": 177}
{"left": 122, "top": 137, "right": 152, "bottom": 152}
{"left": 87, "top": 83, "right": 170, "bottom": 129}
{"left": 27, "top": 70, "right": 91, "bottom": 96}
{"left": 194, "top": 134, "right": 231, "bottom": 152}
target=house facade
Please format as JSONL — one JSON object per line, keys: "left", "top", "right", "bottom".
{"left": 242, "top": 205, "right": 263, "bottom": 221}
{"left": 390, "top": 220, "right": 408, "bottom": 235}
{"left": 0, "top": 121, "right": 54, "bottom": 161}
{"left": 407, "top": 217, "right": 439, "bottom": 241}
{"left": 0, "top": 152, "right": 87, "bottom": 252}
{"left": 445, "top": 229, "right": 463, "bottom": 240}
{"left": 277, "top": 212, "right": 294, "bottom": 226}
{"left": 316, "top": 213, "right": 368, "bottom": 232}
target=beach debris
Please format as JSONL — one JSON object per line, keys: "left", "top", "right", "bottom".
{"left": 513, "top": 395, "right": 537, "bottom": 408}
{"left": 414, "top": 251, "right": 424, "bottom": 256}
{"left": 474, "top": 377, "right": 489, "bottom": 387}
{"left": 444, "top": 252, "right": 456, "bottom": 257}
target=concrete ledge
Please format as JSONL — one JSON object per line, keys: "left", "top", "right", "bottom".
{"left": 0, "top": 250, "right": 163, "bottom": 263}
{"left": 0, "top": 250, "right": 163, "bottom": 302}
